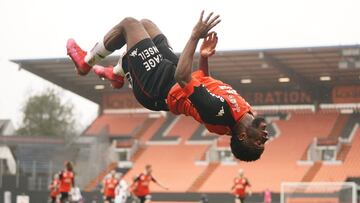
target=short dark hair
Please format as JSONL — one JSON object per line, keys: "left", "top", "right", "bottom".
{"left": 230, "top": 127, "right": 264, "bottom": 162}
{"left": 251, "top": 117, "right": 266, "bottom": 128}
{"left": 65, "top": 161, "right": 73, "bottom": 171}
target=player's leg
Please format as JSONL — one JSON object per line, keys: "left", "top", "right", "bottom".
{"left": 67, "top": 17, "right": 150, "bottom": 75}
{"left": 59, "top": 192, "right": 67, "bottom": 203}
{"left": 140, "top": 19, "right": 178, "bottom": 64}
{"left": 139, "top": 196, "right": 146, "bottom": 203}
{"left": 144, "top": 194, "right": 151, "bottom": 203}
{"left": 92, "top": 18, "right": 174, "bottom": 111}
{"left": 94, "top": 18, "right": 179, "bottom": 90}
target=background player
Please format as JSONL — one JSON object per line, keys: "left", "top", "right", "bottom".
{"left": 231, "top": 169, "right": 252, "bottom": 203}
{"left": 49, "top": 173, "right": 60, "bottom": 203}
{"left": 58, "top": 161, "right": 75, "bottom": 203}
{"left": 102, "top": 170, "right": 120, "bottom": 203}
{"left": 114, "top": 172, "right": 129, "bottom": 203}
{"left": 130, "top": 165, "right": 168, "bottom": 203}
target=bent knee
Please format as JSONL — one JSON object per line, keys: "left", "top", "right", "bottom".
{"left": 140, "top": 18, "right": 152, "bottom": 25}
{"left": 121, "top": 17, "right": 140, "bottom": 25}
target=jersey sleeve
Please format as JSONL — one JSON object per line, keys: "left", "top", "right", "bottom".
{"left": 134, "top": 174, "right": 141, "bottom": 182}
{"left": 59, "top": 171, "right": 64, "bottom": 180}
{"left": 246, "top": 178, "right": 251, "bottom": 186}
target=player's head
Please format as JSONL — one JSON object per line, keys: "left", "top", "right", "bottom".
{"left": 230, "top": 117, "right": 268, "bottom": 162}
{"left": 145, "top": 164, "right": 152, "bottom": 174}
{"left": 110, "top": 170, "right": 116, "bottom": 177}
{"left": 65, "top": 161, "right": 73, "bottom": 171}
{"left": 238, "top": 169, "right": 244, "bottom": 176}
{"left": 115, "top": 172, "right": 123, "bottom": 179}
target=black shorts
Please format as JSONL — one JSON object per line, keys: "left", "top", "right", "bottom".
{"left": 50, "top": 196, "right": 57, "bottom": 203}
{"left": 122, "top": 35, "right": 177, "bottom": 111}
{"left": 152, "top": 34, "right": 178, "bottom": 65}
{"left": 60, "top": 192, "right": 69, "bottom": 202}
{"left": 105, "top": 196, "right": 115, "bottom": 202}
{"left": 235, "top": 195, "right": 246, "bottom": 202}
{"left": 136, "top": 194, "right": 151, "bottom": 203}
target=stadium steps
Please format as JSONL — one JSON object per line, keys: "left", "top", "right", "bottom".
{"left": 300, "top": 145, "right": 310, "bottom": 160}
{"left": 300, "top": 113, "right": 347, "bottom": 161}
{"left": 83, "top": 162, "right": 117, "bottom": 192}
{"left": 328, "top": 114, "right": 350, "bottom": 138}
{"left": 340, "top": 113, "right": 360, "bottom": 140}
{"left": 131, "top": 146, "right": 147, "bottom": 162}
{"left": 301, "top": 161, "right": 322, "bottom": 182}
{"left": 337, "top": 143, "right": 351, "bottom": 161}
{"left": 186, "top": 162, "right": 220, "bottom": 192}
{"left": 133, "top": 117, "right": 157, "bottom": 139}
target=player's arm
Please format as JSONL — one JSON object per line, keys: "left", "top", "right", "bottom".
{"left": 246, "top": 178, "right": 252, "bottom": 196}
{"left": 58, "top": 171, "right": 63, "bottom": 180}
{"left": 101, "top": 179, "right": 106, "bottom": 194}
{"left": 152, "top": 177, "right": 169, "bottom": 190}
{"left": 199, "top": 32, "right": 218, "bottom": 76}
{"left": 48, "top": 182, "right": 54, "bottom": 190}
{"left": 230, "top": 179, "right": 236, "bottom": 190}
{"left": 129, "top": 175, "right": 140, "bottom": 188}
{"left": 175, "top": 11, "right": 220, "bottom": 87}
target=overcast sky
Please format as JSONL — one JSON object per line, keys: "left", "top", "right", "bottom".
{"left": 0, "top": 0, "right": 360, "bottom": 129}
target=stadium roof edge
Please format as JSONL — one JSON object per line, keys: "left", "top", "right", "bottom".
{"left": 11, "top": 44, "right": 360, "bottom": 104}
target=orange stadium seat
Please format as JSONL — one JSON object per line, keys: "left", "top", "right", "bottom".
{"left": 166, "top": 115, "right": 201, "bottom": 144}
{"left": 313, "top": 127, "right": 360, "bottom": 182}
{"left": 84, "top": 110, "right": 360, "bottom": 195}
{"left": 85, "top": 113, "right": 148, "bottom": 136}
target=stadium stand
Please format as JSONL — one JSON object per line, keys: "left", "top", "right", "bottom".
{"left": 8, "top": 45, "right": 360, "bottom": 202}
{"left": 85, "top": 113, "right": 148, "bottom": 136}
{"left": 313, "top": 125, "right": 360, "bottom": 182}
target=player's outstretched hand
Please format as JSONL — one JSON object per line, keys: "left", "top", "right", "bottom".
{"left": 192, "top": 10, "right": 221, "bottom": 40}
{"left": 200, "top": 32, "right": 218, "bottom": 58}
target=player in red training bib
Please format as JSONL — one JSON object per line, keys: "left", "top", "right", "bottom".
{"left": 102, "top": 170, "right": 119, "bottom": 203}
{"left": 130, "top": 165, "right": 168, "bottom": 203}
{"left": 231, "top": 169, "right": 252, "bottom": 203}
{"left": 58, "top": 161, "right": 75, "bottom": 203}
{"left": 49, "top": 173, "right": 60, "bottom": 203}
{"left": 67, "top": 11, "right": 268, "bottom": 162}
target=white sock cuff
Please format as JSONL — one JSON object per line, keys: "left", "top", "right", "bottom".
{"left": 95, "top": 38, "right": 112, "bottom": 56}
{"left": 85, "top": 38, "right": 112, "bottom": 65}
{"left": 113, "top": 58, "right": 125, "bottom": 76}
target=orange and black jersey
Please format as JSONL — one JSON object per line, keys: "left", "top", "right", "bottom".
{"left": 103, "top": 177, "right": 119, "bottom": 197}
{"left": 132, "top": 173, "right": 157, "bottom": 197}
{"left": 167, "top": 70, "right": 252, "bottom": 135}
{"left": 233, "top": 177, "right": 251, "bottom": 197}
{"left": 59, "top": 170, "right": 74, "bottom": 193}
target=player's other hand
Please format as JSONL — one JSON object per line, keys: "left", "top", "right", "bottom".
{"left": 200, "top": 32, "right": 218, "bottom": 58}
{"left": 192, "top": 10, "right": 221, "bottom": 39}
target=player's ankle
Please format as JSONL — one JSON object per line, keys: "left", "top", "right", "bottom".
{"left": 113, "top": 63, "right": 125, "bottom": 77}
{"left": 85, "top": 38, "right": 112, "bottom": 66}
